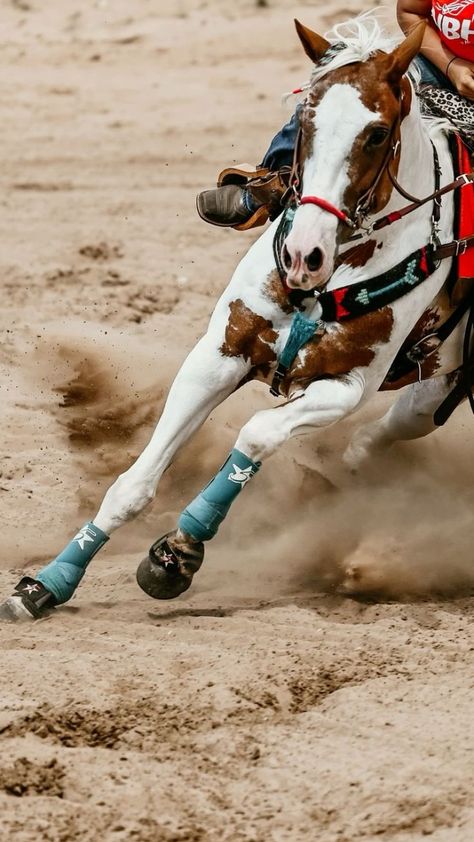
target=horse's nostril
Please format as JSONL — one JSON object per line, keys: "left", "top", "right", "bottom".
{"left": 306, "top": 247, "right": 323, "bottom": 273}
{"left": 282, "top": 244, "right": 292, "bottom": 270}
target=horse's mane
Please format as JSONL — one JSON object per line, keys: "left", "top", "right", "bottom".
{"left": 284, "top": 10, "right": 457, "bottom": 141}
{"left": 284, "top": 11, "right": 400, "bottom": 101}
{"left": 311, "top": 11, "right": 400, "bottom": 84}
{"left": 319, "top": 13, "right": 457, "bottom": 141}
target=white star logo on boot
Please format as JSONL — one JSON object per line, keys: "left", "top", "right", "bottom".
{"left": 161, "top": 551, "right": 176, "bottom": 569}
{"left": 228, "top": 464, "right": 254, "bottom": 486}
{"left": 23, "top": 583, "right": 40, "bottom": 595}
{"left": 73, "top": 528, "right": 95, "bottom": 551}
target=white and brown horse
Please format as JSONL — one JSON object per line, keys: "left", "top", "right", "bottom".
{"left": 2, "top": 14, "right": 472, "bottom": 621}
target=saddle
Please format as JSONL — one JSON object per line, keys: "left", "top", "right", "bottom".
{"left": 418, "top": 83, "right": 474, "bottom": 152}
{"left": 418, "top": 84, "right": 474, "bottom": 304}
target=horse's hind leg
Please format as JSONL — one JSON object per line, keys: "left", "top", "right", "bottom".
{"left": 343, "top": 375, "right": 454, "bottom": 471}
{"left": 0, "top": 334, "right": 248, "bottom": 622}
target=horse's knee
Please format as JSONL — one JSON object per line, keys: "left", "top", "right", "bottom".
{"left": 236, "top": 411, "right": 284, "bottom": 461}
{"left": 116, "top": 470, "right": 156, "bottom": 512}
{"left": 97, "top": 470, "right": 156, "bottom": 532}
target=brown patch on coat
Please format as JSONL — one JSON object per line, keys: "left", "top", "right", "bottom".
{"left": 264, "top": 269, "right": 294, "bottom": 315}
{"left": 236, "top": 362, "right": 273, "bottom": 389}
{"left": 380, "top": 352, "right": 441, "bottom": 391}
{"left": 281, "top": 306, "right": 394, "bottom": 394}
{"left": 339, "top": 56, "right": 405, "bottom": 221}
{"left": 336, "top": 239, "right": 377, "bottom": 270}
{"left": 220, "top": 299, "right": 278, "bottom": 367}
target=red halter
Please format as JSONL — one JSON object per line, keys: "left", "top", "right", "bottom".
{"left": 299, "top": 195, "right": 356, "bottom": 228}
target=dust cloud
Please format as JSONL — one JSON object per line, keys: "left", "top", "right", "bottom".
{"left": 37, "top": 323, "right": 474, "bottom": 602}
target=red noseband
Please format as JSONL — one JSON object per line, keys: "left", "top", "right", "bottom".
{"left": 299, "top": 195, "right": 356, "bottom": 228}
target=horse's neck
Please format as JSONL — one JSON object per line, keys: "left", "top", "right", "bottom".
{"left": 393, "top": 100, "right": 440, "bottom": 211}
{"left": 328, "top": 99, "right": 454, "bottom": 291}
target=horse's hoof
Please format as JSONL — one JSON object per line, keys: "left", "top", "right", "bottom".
{"left": 136, "top": 531, "right": 204, "bottom": 600}
{"left": 0, "top": 577, "right": 55, "bottom": 623}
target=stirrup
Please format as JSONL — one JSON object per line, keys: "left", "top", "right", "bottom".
{"left": 197, "top": 163, "right": 290, "bottom": 231}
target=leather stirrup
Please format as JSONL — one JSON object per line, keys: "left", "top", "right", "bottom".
{"left": 197, "top": 164, "right": 291, "bottom": 231}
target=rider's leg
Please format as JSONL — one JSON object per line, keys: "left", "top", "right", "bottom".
{"left": 8, "top": 334, "right": 248, "bottom": 615}
{"left": 259, "top": 109, "right": 300, "bottom": 171}
{"left": 139, "top": 374, "right": 365, "bottom": 600}
{"left": 343, "top": 375, "right": 454, "bottom": 470}
{"left": 413, "top": 55, "right": 455, "bottom": 91}
{"left": 196, "top": 109, "right": 300, "bottom": 229}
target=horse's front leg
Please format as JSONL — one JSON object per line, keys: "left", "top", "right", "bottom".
{"left": 1, "top": 331, "right": 248, "bottom": 621}
{"left": 94, "top": 334, "right": 247, "bottom": 535}
{"left": 138, "top": 373, "right": 365, "bottom": 601}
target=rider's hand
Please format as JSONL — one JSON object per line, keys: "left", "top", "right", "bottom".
{"left": 447, "top": 58, "right": 474, "bottom": 100}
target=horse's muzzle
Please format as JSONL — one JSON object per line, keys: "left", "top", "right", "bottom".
{"left": 283, "top": 243, "right": 332, "bottom": 290}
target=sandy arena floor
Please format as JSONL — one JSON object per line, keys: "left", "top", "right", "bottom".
{"left": 1, "top": 2, "right": 474, "bottom": 840}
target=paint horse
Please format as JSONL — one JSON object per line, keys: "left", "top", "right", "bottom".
{"left": 2, "top": 15, "right": 473, "bottom": 622}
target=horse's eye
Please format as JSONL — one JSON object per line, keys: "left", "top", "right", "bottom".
{"left": 366, "top": 126, "right": 389, "bottom": 148}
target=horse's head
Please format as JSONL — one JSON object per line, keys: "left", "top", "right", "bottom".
{"left": 283, "top": 17, "right": 425, "bottom": 291}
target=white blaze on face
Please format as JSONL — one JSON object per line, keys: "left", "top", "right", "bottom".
{"left": 304, "top": 83, "right": 378, "bottom": 204}
{"left": 285, "top": 83, "right": 380, "bottom": 286}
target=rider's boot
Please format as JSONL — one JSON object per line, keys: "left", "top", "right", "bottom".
{"left": 196, "top": 165, "right": 291, "bottom": 231}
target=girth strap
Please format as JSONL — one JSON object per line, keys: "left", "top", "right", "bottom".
{"left": 385, "top": 290, "right": 473, "bottom": 385}
{"left": 433, "top": 297, "right": 474, "bottom": 425}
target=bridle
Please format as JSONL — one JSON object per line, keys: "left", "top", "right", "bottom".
{"left": 288, "top": 109, "right": 404, "bottom": 234}
{"left": 275, "top": 73, "right": 474, "bottom": 422}
{"left": 285, "top": 73, "right": 474, "bottom": 252}
{"left": 288, "top": 97, "right": 474, "bottom": 264}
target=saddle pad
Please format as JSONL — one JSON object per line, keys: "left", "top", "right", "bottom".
{"left": 452, "top": 133, "right": 474, "bottom": 303}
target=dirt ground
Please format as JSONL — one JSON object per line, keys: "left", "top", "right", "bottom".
{"left": 1, "top": 2, "right": 474, "bottom": 840}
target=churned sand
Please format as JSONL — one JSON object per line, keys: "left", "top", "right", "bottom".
{"left": 1, "top": 2, "right": 474, "bottom": 840}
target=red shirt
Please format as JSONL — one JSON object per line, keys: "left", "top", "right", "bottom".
{"left": 431, "top": 0, "right": 474, "bottom": 60}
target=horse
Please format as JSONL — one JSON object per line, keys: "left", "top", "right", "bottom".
{"left": 2, "top": 13, "right": 473, "bottom": 622}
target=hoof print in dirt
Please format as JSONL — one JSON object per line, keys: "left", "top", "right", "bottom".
{"left": 136, "top": 532, "right": 204, "bottom": 600}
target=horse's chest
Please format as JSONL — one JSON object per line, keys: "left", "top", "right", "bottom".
{"left": 282, "top": 307, "right": 395, "bottom": 393}
{"left": 220, "top": 296, "right": 395, "bottom": 392}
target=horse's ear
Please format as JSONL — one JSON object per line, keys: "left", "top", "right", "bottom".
{"left": 386, "top": 22, "right": 426, "bottom": 81}
{"left": 294, "top": 19, "right": 330, "bottom": 63}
